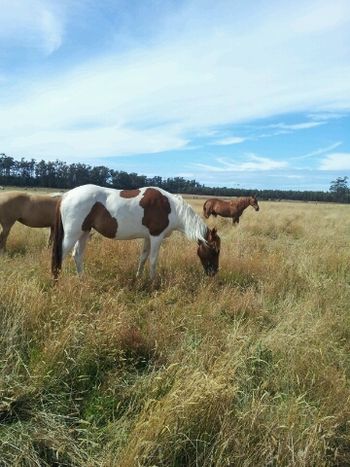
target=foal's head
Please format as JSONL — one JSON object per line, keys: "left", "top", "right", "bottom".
{"left": 197, "top": 227, "right": 221, "bottom": 276}
{"left": 250, "top": 195, "right": 260, "bottom": 211}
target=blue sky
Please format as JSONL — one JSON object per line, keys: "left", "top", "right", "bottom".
{"left": 0, "top": 0, "right": 349, "bottom": 190}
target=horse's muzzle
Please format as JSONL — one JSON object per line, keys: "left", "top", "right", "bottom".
{"left": 205, "top": 267, "right": 218, "bottom": 277}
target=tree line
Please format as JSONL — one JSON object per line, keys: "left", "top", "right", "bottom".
{"left": 0, "top": 153, "right": 349, "bottom": 203}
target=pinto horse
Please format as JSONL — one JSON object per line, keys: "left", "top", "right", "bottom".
{"left": 0, "top": 191, "right": 61, "bottom": 251}
{"left": 52, "top": 184, "right": 221, "bottom": 280}
{"left": 203, "top": 196, "right": 259, "bottom": 224}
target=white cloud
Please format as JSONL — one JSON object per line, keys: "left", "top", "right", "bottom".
{"left": 293, "top": 0, "right": 350, "bottom": 34}
{"left": 319, "top": 153, "right": 350, "bottom": 170}
{"left": 270, "top": 121, "right": 325, "bottom": 130}
{"left": 214, "top": 136, "right": 246, "bottom": 145}
{"left": 3, "top": 125, "right": 188, "bottom": 160}
{"left": 0, "top": 0, "right": 349, "bottom": 159}
{"left": 308, "top": 112, "right": 345, "bottom": 121}
{"left": 292, "top": 142, "right": 343, "bottom": 160}
{"left": 194, "top": 155, "right": 288, "bottom": 173}
{"left": 0, "top": 0, "right": 64, "bottom": 54}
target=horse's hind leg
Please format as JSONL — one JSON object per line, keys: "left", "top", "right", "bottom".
{"left": 61, "top": 230, "right": 83, "bottom": 265}
{"left": 48, "top": 227, "right": 54, "bottom": 247}
{"left": 136, "top": 237, "right": 150, "bottom": 277}
{"left": 71, "top": 231, "right": 90, "bottom": 276}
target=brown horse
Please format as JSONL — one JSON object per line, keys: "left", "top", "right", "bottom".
{"left": 0, "top": 191, "right": 62, "bottom": 251}
{"left": 203, "top": 196, "right": 259, "bottom": 224}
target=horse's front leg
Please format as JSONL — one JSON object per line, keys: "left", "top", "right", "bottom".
{"left": 0, "top": 222, "right": 14, "bottom": 253}
{"left": 149, "top": 236, "right": 163, "bottom": 280}
{"left": 136, "top": 237, "right": 151, "bottom": 277}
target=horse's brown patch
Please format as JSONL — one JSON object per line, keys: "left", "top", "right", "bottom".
{"left": 140, "top": 188, "right": 171, "bottom": 236}
{"left": 120, "top": 189, "right": 141, "bottom": 198}
{"left": 82, "top": 202, "right": 118, "bottom": 238}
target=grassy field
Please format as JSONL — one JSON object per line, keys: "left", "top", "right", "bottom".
{"left": 1, "top": 197, "right": 350, "bottom": 466}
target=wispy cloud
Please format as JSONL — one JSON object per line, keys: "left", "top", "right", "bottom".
{"left": 0, "top": 0, "right": 64, "bottom": 55}
{"left": 292, "top": 0, "right": 350, "bottom": 34}
{"left": 292, "top": 142, "right": 343, "bottom": 160}
{"left": 320, "top": 152, "right": 350, "bottom": 170}
{"left": 213, "top": 136, "right": 246, "bottom": 145}
{"left": 269, "top": 121, "right": 325, "bottom": 131}
{"left": 308, "top": 112, "right": 345, "bottom": 121}
{"left": 194, "top": 155, "right": 288, "bottom": 173}
{"left": 3, "top": 124, "right": 188, "bottom": 160}
{"left": 0, "top": 0, "right": 349, "bottom": 161}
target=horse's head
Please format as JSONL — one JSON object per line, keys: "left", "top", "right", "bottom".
{"left": 250, "top": 195, "right": 260, "bottom": 211}
{"left": 197, "top": 227, "right": 221, "bottom": 276}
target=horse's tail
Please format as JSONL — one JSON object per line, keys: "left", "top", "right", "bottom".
{"left": 203, "top": 200, "right": 210, "bottom": 218}
{"left": 51, "top": 199, "right": 64, "bottom": 279}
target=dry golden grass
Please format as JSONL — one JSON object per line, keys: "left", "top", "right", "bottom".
{"left": 1, "top": 198, "right": 350, "bottom": 466}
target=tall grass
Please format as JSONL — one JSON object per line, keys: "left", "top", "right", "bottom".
{"left": 1, "top": 199, "right": 350, "bottom": 466}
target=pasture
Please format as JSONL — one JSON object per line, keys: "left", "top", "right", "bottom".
{"left": 1, "top": 197, "right": 350, "bottom": 466}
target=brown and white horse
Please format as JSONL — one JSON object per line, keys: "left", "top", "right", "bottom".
{"left": 0, "top": 191, "right": 61, "bottom": 251}
{"left": 52, "top": 184, "right": 221, "bottom": 280}
{"left": 203, "top": 196, "right": 259, "bottom": 224}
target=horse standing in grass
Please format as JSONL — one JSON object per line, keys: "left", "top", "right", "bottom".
{"left": 52, "top": 184, "right": 221, "bottom": 280}
{"left": 203, "top": 196, "right": 259, "bottom": 224}
{"left": 0, "top": 191, "right": 62, "bottom": 252}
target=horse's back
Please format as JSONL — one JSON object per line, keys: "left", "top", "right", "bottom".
{"left": 60, "top": 184, "right": 178, "bottom": 240}
{"left": 25, "top": 194, "right": 59, "bottom": 227}
{"left": 0, "top": 191, "right": 60, "bottom": 227}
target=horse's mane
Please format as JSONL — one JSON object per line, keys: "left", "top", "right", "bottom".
{"left": 232, "top": 197, "right": 251, "bottom": 210}
{"left": 173, "top": 195, "right": 208, "bottom": 243}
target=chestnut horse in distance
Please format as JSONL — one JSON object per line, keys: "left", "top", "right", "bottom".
{"left": 203, "top": 196, "right": 259, "bottom": 224}
{"left": 0, "top": 191, "right": 61, "bottom": 252}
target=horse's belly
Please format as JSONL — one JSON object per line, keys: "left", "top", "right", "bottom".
{"left": 214, "top": 206, "right": 231, "bottom": 217}
{"left": 115, "top": 219, "right": 148, "bottom": 240}
{"left": 18, "top": 217, "right": 51, "bottom": 228}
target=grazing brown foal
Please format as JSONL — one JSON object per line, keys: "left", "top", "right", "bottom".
{"left": 0, "top": 191, "right": 61, "bottom": 251}
{"left": 203, "top": 196, "right": 259, "bottom": 224}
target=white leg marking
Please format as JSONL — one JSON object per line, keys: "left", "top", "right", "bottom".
{"left": 136, "top": 237, "right": 151, "bottom": 277}
{"left": 149, "top": 237, "right": 163, "bottom": 280}
{"left": 62, "top": 231, "right": 82, "bottom": 263}
{"left": 72, "top": 231, "right": 90, "bottom": 276}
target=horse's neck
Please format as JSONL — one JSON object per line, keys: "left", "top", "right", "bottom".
{"left": 237, "top": 197, "right": 250, "bottom": 212}
{"left": 175, "top": 199, "right": 207, "bottom": 242}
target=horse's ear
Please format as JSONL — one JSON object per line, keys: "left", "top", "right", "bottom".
{"left": 211, "top": 227, "right": 218, "bottom": 239}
